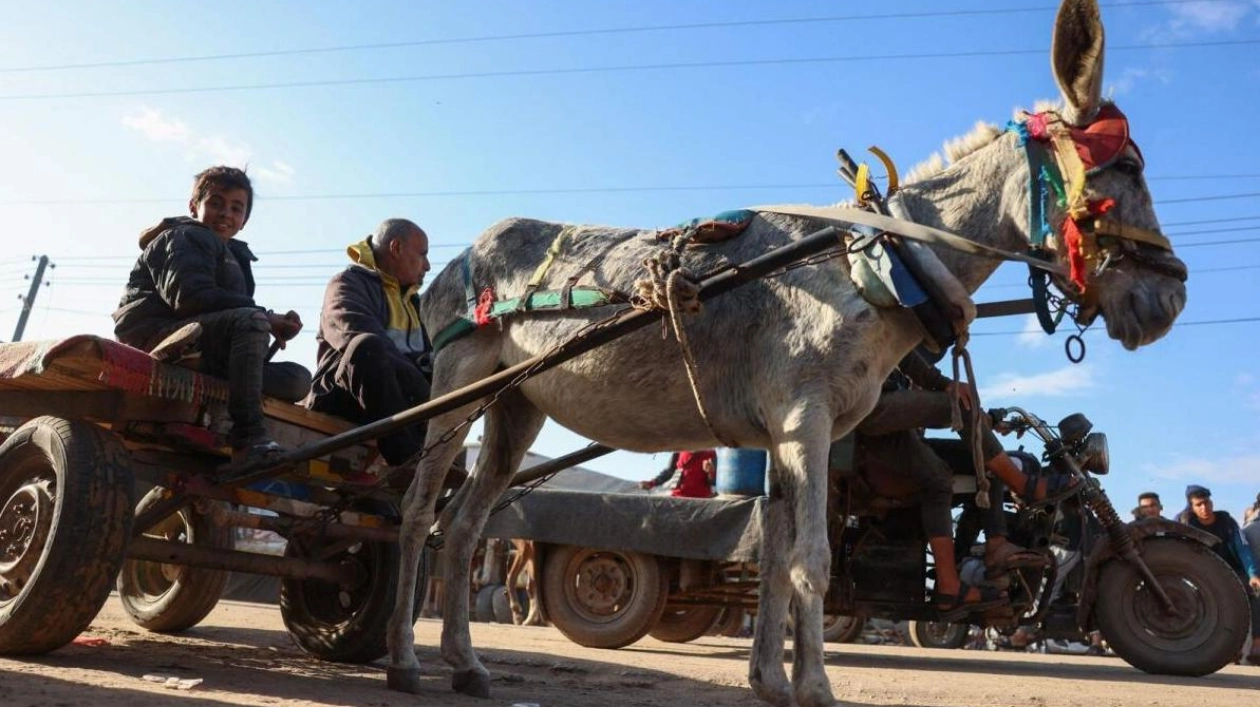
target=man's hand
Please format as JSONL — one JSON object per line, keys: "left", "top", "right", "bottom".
{"left": 268, "top": 310, "right": 303, "bottom": 346}
{"left": 1249, "top": 575, "right": 1260, "bottom": 593}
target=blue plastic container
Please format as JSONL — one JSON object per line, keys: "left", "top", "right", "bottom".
{"left": 715, "top": 448, "right": 768, "bottom": 497}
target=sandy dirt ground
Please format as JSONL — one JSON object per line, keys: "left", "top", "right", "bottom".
{"left": 1, "top": 595, "right": 1257, "bottom": 707}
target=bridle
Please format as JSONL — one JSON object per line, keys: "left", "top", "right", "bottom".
{"left": 1009, "top": 104, "right": 1183, "bottom": 349}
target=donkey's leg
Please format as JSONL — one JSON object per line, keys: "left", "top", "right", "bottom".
{"left": 386, "top": 343, "right": 500, "bottom": 695}
{"left": 776, "top": 401, "right": 839, "bottom": 707}
{"left": 506, "top": 540, "right": 527, "bottom": 624}
{"left": 749, "top": 466, "right": 796, "bottom": 706}
{"left": 384, "top": 413, "right": 476, "bottom": 694}
{"left": 440, "top": 387, "right": 547, "bottom": 698}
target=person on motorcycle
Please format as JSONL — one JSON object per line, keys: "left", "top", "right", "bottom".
{"left": 855, "top": 350, "right": 1077, "bottom": 619}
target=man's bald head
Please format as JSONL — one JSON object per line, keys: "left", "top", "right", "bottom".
{"left": 371, "top": 218, "right": 431, "bottom": 289}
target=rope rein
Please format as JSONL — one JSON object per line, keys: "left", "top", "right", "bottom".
{"left": 633, "top": 230, "right": 737, "bottom": 448}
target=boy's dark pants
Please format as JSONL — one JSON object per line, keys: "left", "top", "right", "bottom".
{"left": 147, "top": 307, "right": 311, "bottom": 449}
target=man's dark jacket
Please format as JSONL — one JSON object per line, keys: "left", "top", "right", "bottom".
{"left": 112, "top": 216, "right": 260, "bottom": 348}
{"left": 306, "top": 265, "right": 431, "bottom": 406}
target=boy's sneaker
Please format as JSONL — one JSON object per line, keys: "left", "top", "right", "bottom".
{"left": 230, "top": 439, "right": 286, "bottom": 469}
{"left": 149, "top": 322, "right": 203, "bottom": 364}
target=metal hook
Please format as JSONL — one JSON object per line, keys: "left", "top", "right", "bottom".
{"left": 1065, "top": 334, "right": 1086, "bottom": 363}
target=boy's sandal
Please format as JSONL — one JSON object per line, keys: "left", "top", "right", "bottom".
{"left": 1019, "top": 470, "right": 1080, "bottom": 506}
{"left": 935, "top": 581, "right": 1007, "bottom": 623}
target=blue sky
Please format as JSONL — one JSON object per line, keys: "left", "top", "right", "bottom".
{"left": 1, "top": 1, "right": 1257, "bottom": 519}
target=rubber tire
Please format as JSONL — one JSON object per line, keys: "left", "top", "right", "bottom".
{"left": 822, "top": 614, "right": 866, "bottom": 644}
{"left": 116, "top": 488, "right": 232, "bottom": 632}
{"left": 279, "top": 503, "right": 429, "bottom": 664}
{"left": 492, "top": 585, "right": 528, "bottom": 625}
{"left": 0, "top": 417, "right": 135, "bottom": 655}
{"left": 649, "top": 604, "right": 722, "bottom": 643}
{"left": 541, "top": 545, "right": 669, "bottom": 649}
{"left": 1094, "top": 537, "right": 1250, "bottom": 676}
{"left": 475, "top": 584, "right": 500, "bottom": 623}
{"left": 710, "top": 607, "right": 747, "bottom": 637}
{"left": 909, "top": 620, "right": 970, "bottom": 649}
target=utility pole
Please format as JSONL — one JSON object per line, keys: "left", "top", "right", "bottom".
{"left": 13, "top": 255, "right": 53, "bottom": 342}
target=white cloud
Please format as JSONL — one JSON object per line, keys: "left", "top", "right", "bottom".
{"left": 121, "top": 106, "right": 294, "bottom": 185}
{"left": 1142, "top": 1, "right": 1255, "bottom": 41}
{"left": 121, "top": 107, "right": 189, "bottom": 143}
{"left": 1015, "top": 315, "right": 1050, "bottom": 349}
{"left": 979, "top": 364, "right": 1096, "bottom": 402}
{"left": 256, "top": 160, "right": 296, "bottom": 185}
{"left": 1142, "top": 453, "right": 1260, "bottom": 485}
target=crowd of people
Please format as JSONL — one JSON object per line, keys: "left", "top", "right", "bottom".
{"left": 1133, "top": 487, "right": 1260, "bottom": 665}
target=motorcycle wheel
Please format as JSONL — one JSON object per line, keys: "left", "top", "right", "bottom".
{"left": 909, "top": 620, "right": 969, "bottom": 649}
{"left": 1094, "top": 537, "right": 1249, "bottom": 676}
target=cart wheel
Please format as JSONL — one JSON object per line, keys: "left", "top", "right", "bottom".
{"left": 1094, "top": 537, "right": 1250, "bottom": 676}
{"left": 0, "top": 417, "right": 134, "bottom": 655}
{"left": 649, "top": 604, "right": 722, "bottom": 643}
{"left": 279, "top": 503, "right": 428, "bottom": 663}
{"left": 541, "top": 545, "right": 668, "bottom": 649}
{"left": 909, "top": 620, "right": 970, "bottom": 649}
{"left": 116, "top": 488, "right": 233, "bottom": 632}
{"left": 822, "top": 613, "right": 866, "bottom": 643}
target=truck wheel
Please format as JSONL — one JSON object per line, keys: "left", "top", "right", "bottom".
{"left": 1095, "top": 537, "right": 1249, "bottom": 676}
{"left": 492, "top": 585, "right": 528, "bottom": 625}
{"left": 117, "top": 489, "right": 232, "bottom": 632}
{"left": 474, "top": 584, "right": 499, "bottom": 623}
{"left": 822, "top": 614, "right": 866, "bottom": 643}
{"left": 541, "top": 545, "right": 668, "bottom": 649}
{"left": 279, "top": 503, "right": 428, "bottom": 664}
{"left": 649, "top": 604, "right": 722, "bottom": 643}
{"left": 909, "top": 620, "right": 970, "bottom": 649}
{"left": 710, "top": 607, "right": 747, "bottom": 637}
{"left": 0, "top": 417, "right": 134, "bottom": 654}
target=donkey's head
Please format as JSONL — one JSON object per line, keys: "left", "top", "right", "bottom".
{"left": 1026, "top": 0, "right": 1187, "bottom": 349}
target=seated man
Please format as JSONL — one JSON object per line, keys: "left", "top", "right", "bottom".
{"left": 855, "top": 350, "right": 1070, "bottom": 619}
{"left": 305, "top": 219, "right": 432, "bottom": 482}
{"left": 112, "top": 165, "right": 310, "bottom": 467}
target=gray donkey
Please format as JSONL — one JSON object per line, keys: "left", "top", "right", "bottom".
{"left": 386, "top": 1, "right": 1187, "bottom": 705}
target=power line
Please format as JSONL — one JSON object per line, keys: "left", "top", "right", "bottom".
{"left": 1162, "top": 215, "right": 1260, "bottom": 228}
{"left": 971, "top": 315, "right": 1260, "bottom": 337}
{"left": 3, "top": 37, "right": 1257, "bottom": 101}
{"left": 2, "top": 181, "right": 1256, "bottom": 208}
{"left": 0, "top": 1, "right": 1214, "bottom": 75}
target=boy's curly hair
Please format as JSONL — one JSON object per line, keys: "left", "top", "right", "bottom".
{"left": 191, "top": 166, "right": 254, "bottom": 221}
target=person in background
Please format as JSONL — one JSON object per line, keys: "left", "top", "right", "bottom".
{"left": 1135, "top": 492, "right": 1164, "bottom": 520}
{"left": 1177, "top": 485, "right": 1260, "bottom": 665}
{"left": 1243, "top": 492, "right": 1260, "bottom": 665}
{"left": 640, "top": 450, "right": 717, "bottom": 498}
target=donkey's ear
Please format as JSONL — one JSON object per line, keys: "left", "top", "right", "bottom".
{"left": 1051, "top": 0, "right": 1105, "bottom": 123}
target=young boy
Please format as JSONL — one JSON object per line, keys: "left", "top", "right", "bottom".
{"left": 113, "top": 166, "right": 311, "bottom": 467}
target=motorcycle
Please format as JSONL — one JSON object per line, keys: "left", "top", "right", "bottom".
{"left": 825, "top": 407, "right": 1251, "bottom": 676}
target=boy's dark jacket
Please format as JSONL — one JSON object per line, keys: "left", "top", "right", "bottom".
{"left": 113, "top": 216, "right": 260, "bottom": 348}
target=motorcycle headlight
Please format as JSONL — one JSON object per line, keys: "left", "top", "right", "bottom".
{"left": 1078, "top": 432, "right": 1109, "bottom": 475}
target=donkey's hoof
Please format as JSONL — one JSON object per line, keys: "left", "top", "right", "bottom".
{"left": 452, "top": 669, "right": 491, "bottom": 698}
{"left": 386, "top": 667, "right": 423, "bottom": 694}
